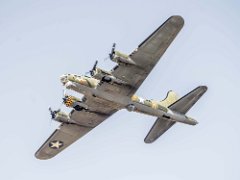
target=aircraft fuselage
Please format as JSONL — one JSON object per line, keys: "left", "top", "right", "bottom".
{"left": 60, "top": 74, "right": 198, "bottom": 125}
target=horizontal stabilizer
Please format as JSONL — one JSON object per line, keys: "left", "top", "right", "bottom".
{"left": 144, "top": 117, "right": 175, "bottom": 143}
{"left": 169, "top": 86, "right": 208, "bottom": 114}
{"left": 144, "top": 86, "right": 207, "bottom": 143}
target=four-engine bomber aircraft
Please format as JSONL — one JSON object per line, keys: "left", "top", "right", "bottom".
{"left": 35, "top": 16, "right": 207, "bottom": 160}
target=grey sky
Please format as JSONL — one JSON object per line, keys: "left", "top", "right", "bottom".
{"left": 0, "top": 0, "right": 240, "bottom": 179}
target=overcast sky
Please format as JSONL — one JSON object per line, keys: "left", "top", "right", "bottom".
{"left": 0, "top": 0, "right": 240, "bottom": 179}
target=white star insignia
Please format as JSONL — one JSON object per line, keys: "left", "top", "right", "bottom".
{"left": 139, "top": 97, "right": 145, "bottom": 104}
{"left": 49, "top": 140, "right": 64, "bottom": 149}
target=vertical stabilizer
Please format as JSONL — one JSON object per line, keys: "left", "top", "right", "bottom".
{"left": 158, "top": 90, "right": 179, "bottom": 107}
{"left": 144, "top": 86, "right": 207, "bottom": 143}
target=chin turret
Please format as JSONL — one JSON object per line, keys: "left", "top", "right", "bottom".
{"left": 63, "top": 95, "right": 88, "bottom": 111}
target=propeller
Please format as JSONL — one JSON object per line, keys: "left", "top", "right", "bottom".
{"left": 48, "top": 88, "right": 69, "bottom": 125}
{"left": 62, "top": 96, "right": 67, "bottom": 104}
{"left": 109, "top": 43, "right": 116, "bottom": 60}
{"left": 49, "top": 107, "right": 58, "bottom": 119}
{"left": 48, "top": 107, "right": 60, "bottom": 126}
{"left": 49, "top": 89, "right": 65, "bottom": 120}
{"left": 62, "top": 88, "right": 70, "bottom": 104}
{"left": 90, "top": 60, "right": 98, "bottom": 76}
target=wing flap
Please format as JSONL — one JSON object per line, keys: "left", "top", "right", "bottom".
{"left": 35, "top": 123, "right": 92, "bottom": 160}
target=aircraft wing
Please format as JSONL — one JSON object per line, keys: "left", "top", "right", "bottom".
{"left": 98, "top": 16, "right": 184, "bottom": 96}
{"left": 35, "top": 97, "right": 117, "bottom": 160}
{"left": 35, "top": 123, "right": 93, "bottom": 160}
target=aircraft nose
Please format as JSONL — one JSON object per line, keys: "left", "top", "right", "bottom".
{"left": 60, "top": 74, "right": 68, "bottom": 84}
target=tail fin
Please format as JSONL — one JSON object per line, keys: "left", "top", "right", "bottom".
{"left": 144, "top": 86, "right": 207, "bottom": 143}
{"left": 158, "top": 90, "right": 179, "bottom": 107}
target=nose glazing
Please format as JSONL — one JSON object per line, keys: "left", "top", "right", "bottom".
{"left": 60, "top": 74, "right": 68, "bottom": 84}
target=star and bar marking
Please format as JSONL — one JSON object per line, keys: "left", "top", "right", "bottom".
{"left": 49, "top": 140, "right": 64, "bottom": 149}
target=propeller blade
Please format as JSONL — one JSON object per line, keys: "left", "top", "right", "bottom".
{"left": 48, "top": 107, "right": 55, "bottom": 119}
{"left": 90, "top": 60, "right": 98, "bottom": 76}
{"left": 109, "top": 43, "right": 116, "bottom": 60}
{"left": 93, "top": 60, "right": 98, "bottom": 70}
{"left": 111, "top": 43, "right": 116, "bottom": 53}
{"left": 48, "top": 106, "right": 60, "bottom": 119}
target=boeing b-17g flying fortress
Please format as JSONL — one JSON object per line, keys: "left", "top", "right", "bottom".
{"left": 35, "top": 16, "right": 207, "bottom": 160}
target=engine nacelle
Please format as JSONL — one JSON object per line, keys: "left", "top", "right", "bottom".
{"left": 92, "top": 67, "right": 128, "bottom": 85}
{"left": 111, "top": 51, "right": 136, "bottom": 65}
{"left": 63, "top": 95, "right": 88, "bottom": 111}
{"left": 91, "top": 67, "right": 112, "bottom": 80}
{"left": 60, "top": 74, "right": 99, "bottom": 88}
{"left": 54, "top": 111, "right": 71, "bottom": 123}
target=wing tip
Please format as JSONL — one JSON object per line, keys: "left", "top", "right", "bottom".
{"left": 199, "top": 85, "right": 208, "bottom": 91}
{"left": 169, "top": 15, "right": 185, "bottom": 27}
{"left": 34, "top": 151, "right": 53, "bottom": 160}
{"left": 196, "top": 85, "right": 208, "bottom": 95}
{"left": 144, "top": 138, "right": 155, "bottom": 144}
